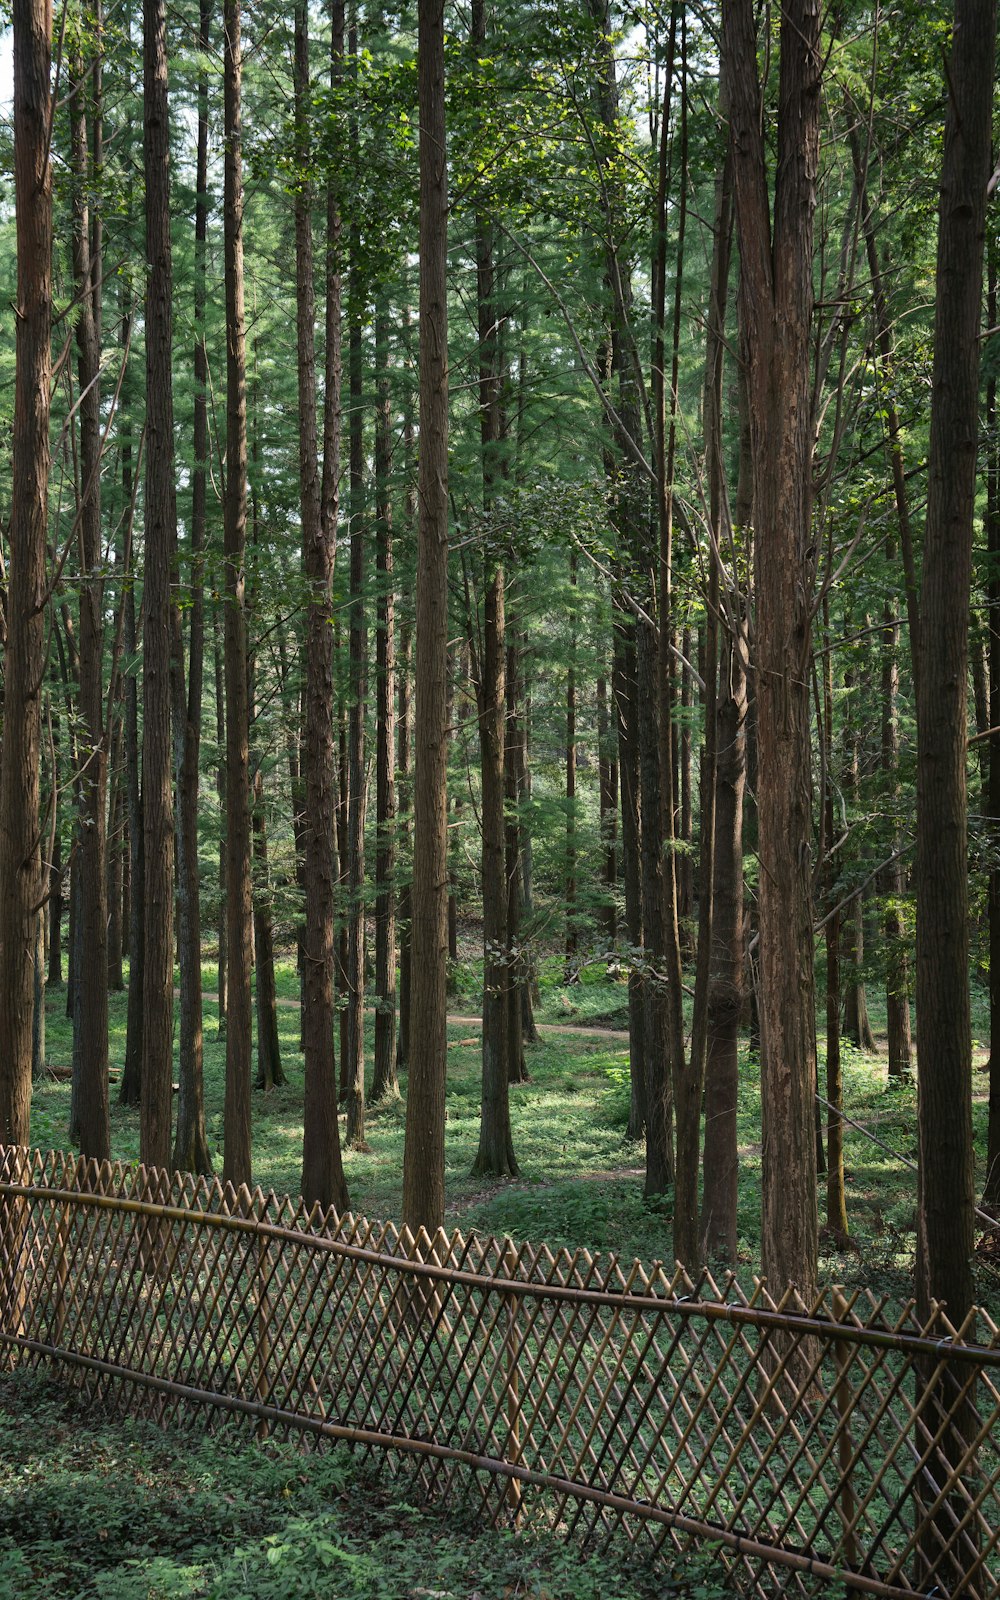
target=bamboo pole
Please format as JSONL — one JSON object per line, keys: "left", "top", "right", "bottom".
{"left": 834, "top": 1286, "right": 859, "bottom": 1570}
{"left": 503, "top": 1240, "right": 522, "bottom": 1515}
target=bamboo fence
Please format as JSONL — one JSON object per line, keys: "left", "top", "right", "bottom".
{"left": 2, "top": 1145, "right": 999, "bottom": 1598}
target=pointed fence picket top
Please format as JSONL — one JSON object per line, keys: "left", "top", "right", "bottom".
{"left": 1, "top": 1143, "right": 1000, "bottom": 1598}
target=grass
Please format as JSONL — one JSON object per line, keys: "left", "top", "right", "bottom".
{"left": 0, "top": 1369, "right": 736, "bottom": 1600}
{"left": 29, "top": 954, "right": 1000, "bottom": 1309}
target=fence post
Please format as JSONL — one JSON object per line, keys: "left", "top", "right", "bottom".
{"left": 503, "top": 1240, "right": 522, "bottom": 1515}
{"left": 832, "top": 1287, "right": 857, "bottom": 1571}
{"left": 52, "top": 1198, "right": 71, "bottom": 1350}
{"left": 255, "top": 1191, "right": 271, "bottom": 1438}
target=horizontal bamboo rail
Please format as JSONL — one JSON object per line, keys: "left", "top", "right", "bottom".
{"left": 2, "top": 1146, "right": 999, "bottom": 1600}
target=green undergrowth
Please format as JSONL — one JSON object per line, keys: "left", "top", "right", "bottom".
{"left": 26, "top": 959, "right": 1000, "bottom": 1308}
{"left": 0, "top": 1368, "right": 735, "bottom": 1600}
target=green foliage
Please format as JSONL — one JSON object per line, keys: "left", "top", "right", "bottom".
{"left": 0, "top": 1370, "right": 736, "bottom": 1600}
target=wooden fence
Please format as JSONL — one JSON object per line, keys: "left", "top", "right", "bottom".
{"left": 1, "top": 1145, "right": 999, "bottom": 1599}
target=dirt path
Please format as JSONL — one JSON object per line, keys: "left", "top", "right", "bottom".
{"left": 191, "top": 991, "right": 630, "bottom": 1047}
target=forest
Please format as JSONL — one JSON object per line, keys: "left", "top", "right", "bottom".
{"left": 1, "top": 0, "right": 999, "bottom": 1375}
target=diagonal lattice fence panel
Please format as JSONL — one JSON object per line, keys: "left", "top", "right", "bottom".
{"left": 1, "top": 1145, "right": 999, "bottom": 1598}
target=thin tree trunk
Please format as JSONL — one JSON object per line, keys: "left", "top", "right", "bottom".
{"left": 505, "top": 633, "right": 528, "bottom": 1084}
{"left": 396, "top": 617, "right": 413, "bottom": 1074}
{"left": 252, "top": 768, "right": 285, "bottom": 1091}
{"left": 698, "top": 48, "right": 739, "bottom": 1266}
{"left": 615, "top": 619, "right": 645, "bottom": 1141}
{"left": 852, "top": 128, "right": 914, "bottom": 1078}
{"left": 140, "top": 0, "right": 179, "bottom": 1172}
{"left": 344, "top": 165, "right": 367, "bottom": 1150}
{"left": 564, "top": 551, "right": 578, "bottom": 979}
{"left": 173, "top": 0, "right": 212, "bottom": 1176}
{"left": 48, "top": 825, "right": 63, "bottom": 985}
{"left": 297, "top": 0, "right": 349, "bottom": 1213}
{"left": 638, "top": 618, "right": 673, "bottom": 1197}
{"left": 213, "top": 612, "right": 228, "bottom": 1036}
{"left": 121, "top": 468, "right": 144, "bottom": 1107}
{"left": 69, "top": 30, "right": 110, "bottom": 1162}
{"left": 372, "top": 306, "right": 398, "bottom": 1104}
{"left": 985, "top": 240, "right": 1000, "bottom": 1206}
{"left": 824, "top": 625, "right": 848, "bottom": 1237}
{"left": 106, "top": 713, "right": 125, "bottom": 991}
{"left": 470, "top": 21, "right": 516, "bottom": 1170}
{"left": 401, "top": 0, "right": 450, "bottom": 1235}
{"left": 596, "top": 673, "right": 618, "bottom": 951}
{"left": 221, "top": 0, "right": 253, "bottom": 1189}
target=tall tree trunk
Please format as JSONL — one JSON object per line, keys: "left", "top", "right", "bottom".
{"left": 0, "top": 0, "right": 50, "bottom": 1149}
{"left": 344, "top": 166, "right": 367, "bottom": 1151}
{"left": 213, "top": 612, "right": 228, "bottom": 1036}
{"left": 252, "top": 768, "right": 285, "bottom": 1091}
{"left": 841, "top": 674, "right": 876, "bottom": 1054}
{"left": 173, "top": 0, "right": 212, "bottom": 1177}
{"left": 596, "top": 673, "right": 618, "bottom": 951}
{"left": 913, "top": 7, "right": 994, "bottom": 1585}
{"left": 985, "top": 240, "right": 1000, "bottom": 1207}
{"left": 221, "top": 0, "right": 253, "bottom": 1189}
{"left": 726, "top": 0, "right": 822, "bottom": 1299}
{"left": 69, "top": 29, "right": 110, "bottom": 1162}
{"left": 121, "top": 450, "right": 144, "bottom": 1107}
{"left": 396, "top": 617, "right": 413, "bottom": 1074}
{"left": 401, "top": 0, "right": 450, "bottom": 1235}
{"left": 372, "top": 307, "right": 399, "bottom": 1105}
{"left": 637, "top": 618, "right": 673, "bottom": 1197}
{"left": 851, "top": 129, "right": 914, "bottom": 1079}
{"left": 698, "top": 46, "right": 740, "bottom": 1266}
{"left": 470, "top": 16, "right": 516, "bottom": 1172}
{"left": 48, "top": 809, "right": 62, "bottom": 987}
{"left": 564, "top": 551, "right": 578, "bottom": 979}
{"left": 140, "top": 0, "right": 179, "bottom": 1172}
{"left": 615, "top": 618, "right": 645, "bottom": 1141}
{"left": 824, "top": 625, "right": 848, "bottom": 1237}
{"left": 701, "top": 630, "right": 746, "bottom": 1263}
{"left": 106, "top": 713, "right": 125, "bottom": 991}
{"left": 505, "top": 632, "right": 529, "bottom": 1084}
{"left": 297, "top": 0, "right": 349, "bottom": 1214}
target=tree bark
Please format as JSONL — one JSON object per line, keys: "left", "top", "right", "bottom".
{"left": 912, "top": 8, "right": 994, "bottom": 1585}
{"left": 344, "top": 175, "right": 367, "bottom": 1151}
{"left": 985, "top": 239, "right": 1000, "bottom": 1206}
{"left": 221, "top": 0, "right": 254, "bottom": 1189}
{"left": 173, "top": 0, "right": 213, "bottom": 1177}
{"left": 401, "top": 0, "right": 450, "bottom": 1236}
{"left": 68, "top": 29, "right": 110, "bottom": 1163}
{"left": 0, "top": 0, "right": 50, "bottom": 1149}
{"left": 140, "top": 0, "right": 179, "bottom": 1172}
{"left": 614, "top": 619, "right": 645, "bottom": 1142}
{"left": 106, "top": 713, "right": 125, "bottom": 992}
{"left": 470, "top": 28, "right": 517, "bottom": 1170}
{"left": 564, "top": 551, "right": 578, "bottom": 979}
{"left": 213, "top": 612, "right": 228, "bottom": 1037}
{"left": 725, "top": 0, "right": 822, "bottom": 1299}
{"left": 252, "top": 768, "right": 285, "bottom": 1091}
{"left": 297, "top": 0, "right": 349, "bottom": 1214}
{"left": 396, "top": 617, "right": 413, "bottom": 1074}
{"left": 505, "top": 632, "right": 529, "bottom": 1083}
{"left": 372, "top": 307, "right": 399, "bottom": 1105}
{"left": 914, "top": 0, "right": 994, "bottom": 1317}
{"left": 702, "top": 629, "right": 746, "bottom": 1264}
{"left": 596, "top": 673, "right": 618, "bottom": 950}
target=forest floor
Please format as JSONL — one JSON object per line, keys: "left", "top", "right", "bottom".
{"left": 0, "top": 1367, "right": 733, "bottom": 1600}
